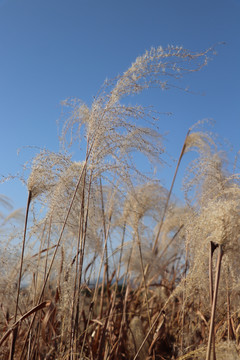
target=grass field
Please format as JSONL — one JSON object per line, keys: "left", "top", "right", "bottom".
{"left": 1, "top": 45, "right": 240, "bottom": 360}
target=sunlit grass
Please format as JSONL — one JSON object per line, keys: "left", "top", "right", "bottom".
{"left": 1, "top": 44, "right": 240, "bottom": 360}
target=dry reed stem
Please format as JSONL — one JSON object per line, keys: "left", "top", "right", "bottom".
{"left": 69, "top": 167, "right": 87, "bottom": 359}
{"left": 79, "top": 212, "right": 112, "bottom": 359}
{"left": 0, "top": 301, "right": 51, "bottom": 347}
{"left": 152, "top": 129, "right": 190, "bottom": 253}
{"left": 132, "top": 295, "right": 172, "bottom": 360}
{"left": 209, "top": 241, "right": 218, "bottom": 360}
{"left": 206, "top": 244, "right": 223, "bottom": 360}
{"left": 9, "top": 190, "right": 32, "bottom": 360}
{"left": 137, "top": 232, "right": 152, "bottom": 328}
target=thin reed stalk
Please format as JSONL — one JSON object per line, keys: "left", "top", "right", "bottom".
{"left": 206, "top": 244, "right": 223, "bottom": 360}
{"left": 9, "top": 190, "right": 32, "bottom": 360}
{"left": 74, "top": 169, "right": 93, "bottom": 354}
{"left": 70, "top": 167, "right": 86, "bottom": 359}
{"left": 152, "top": 129, "right": 190, "bottom": 253}
{"left": 79, "top": 211, "right": 112, "bottom": 359}
{"left": 137, "top": 231, "right": 151, "bottom": 327}
{"left": 208, "top": 241, "right": 218, "bottom": 360}
{"left": 14, "top": 190, "right": 32, "bottom": 321}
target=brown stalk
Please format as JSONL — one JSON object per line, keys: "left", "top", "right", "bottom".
{"left": 99, "top": 178, "right": 110, "bottom": 323}
{"left": 43, "top": 214, "right": 53, "bottom": 284}
{"left": 96, "top": 296, "right": 113, "bottom": 360}
{"left": 69, "top": 167, "right": 86, "bottom": 359}
{"left": 121, "top": 233, "right": 136, "bottom": 292}
{"left": 159, "top": 224, "right": 184, "bottom": 262}
{"left": 14, "top": 190, "right": 32, "bottom": 321}
{"left": 111, "top": 222, "right": 126, "bottom": 312}
{"left": 100, "top": 177, "right": 109, "bottom": 285}
{"left": 74, "top": 169, "right": 93, "bottom": 354}
{"left": 79, "top": 211, "right": 112, "bottom": 359}
{"left": 0, "top": 301, "right": 51, "bottom": 347}
{"left": 32, "top": 217, "right": 48, "bottom": 305}
{"left": 206, "top": 243, "right": 223, "bottom": 360}
{"left": 133, "top": 307, "right": 166, "bottom": 360}
{"left": 105, "top": 224, "right": 126, "bottom": 359}
{"left": 152, "top": 129, "right": 190, "bottom": 254}
{"left": 208, "top": 241, "right": 218, "bottom": 360}
{"left": 9, "top": 190, "right": 32, "bottom": 360}
{"left": 113, "top": 283, "right": 130, "bottom": 359}
{"left": 180, "top": 241, "right": 189, "bottom": 354}
{"left": 137, "top": 231, "right": 151, "bottom": 327}
{"left": 226, "top": 268, "right": 234, "bottom": 341}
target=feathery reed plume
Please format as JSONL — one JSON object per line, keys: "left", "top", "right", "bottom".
{"left": 61, "top": 46, "right": 214, "bottom": 191}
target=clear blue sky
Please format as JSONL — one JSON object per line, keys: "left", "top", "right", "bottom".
{"left": 0, "top": 0, "right": 239, "bottom": 209}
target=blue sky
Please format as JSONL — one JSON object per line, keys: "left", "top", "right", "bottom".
{"left": 0, "top": 0, "right": 240, "bottom": 209}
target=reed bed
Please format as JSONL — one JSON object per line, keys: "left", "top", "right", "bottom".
{"left": 1, "top": 45, "right": 240, "bottom": 360}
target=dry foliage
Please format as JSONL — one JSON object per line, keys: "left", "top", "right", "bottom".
{"left": 1, "top": 45, "right": 240, "bottom": 360}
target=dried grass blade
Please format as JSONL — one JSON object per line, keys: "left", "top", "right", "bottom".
{"left": 0, "top": 300, "right": 51, "bottom": 347}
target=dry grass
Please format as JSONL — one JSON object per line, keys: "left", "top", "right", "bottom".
{"left": 1, "top": 44, "right": 240, "bottom": 360}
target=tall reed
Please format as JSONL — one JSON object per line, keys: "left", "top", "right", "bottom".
{"left": 2, "top": 45, "right": 239, "bottom": 360}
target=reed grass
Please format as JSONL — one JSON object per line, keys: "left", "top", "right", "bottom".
{"left": 1, "top": 44, "right": 240, "bottom": 360}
